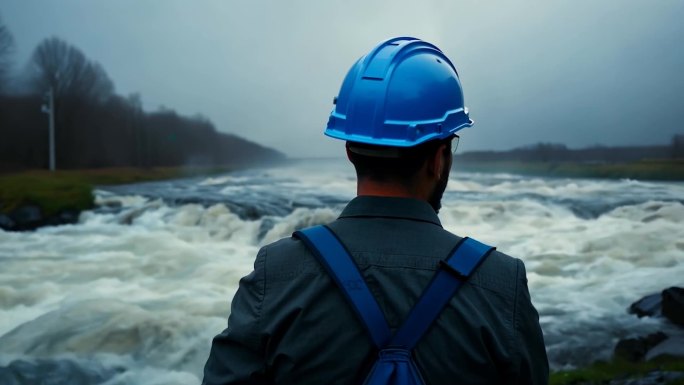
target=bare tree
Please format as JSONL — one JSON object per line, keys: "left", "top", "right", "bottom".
{"left": 0, "top": 15, "right": 15, "bottom": 93}
{"left": 27, "top": 37, "right": 115, "bottom": 168}
{"left": 29, "top": 36, "right": 114, "bottom": 103}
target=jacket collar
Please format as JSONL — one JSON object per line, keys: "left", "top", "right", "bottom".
{"left": 338, "top": 196, "right": 442, "bottom": 227}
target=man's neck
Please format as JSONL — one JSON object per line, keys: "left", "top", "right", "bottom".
{"left": 356, "top": 180, "right": 427, "bottom": 201}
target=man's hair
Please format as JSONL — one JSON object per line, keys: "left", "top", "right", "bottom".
{"left": 347, "top": 137, "right": 452, "bottom": 186}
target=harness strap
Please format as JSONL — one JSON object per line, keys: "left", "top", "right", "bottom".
{"left": 391, "top": 237, "right": 494, "bottom": 348}
{"left": 294, "top": 225, "right": 391, "bottom": 348}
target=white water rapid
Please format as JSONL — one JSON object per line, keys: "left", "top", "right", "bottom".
{"left": 1, "top": 159, "right": 683, "bottom": 383}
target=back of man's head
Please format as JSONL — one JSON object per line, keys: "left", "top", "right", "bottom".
{"left": 346, "top": 138, "right": 453, "bottom": 187}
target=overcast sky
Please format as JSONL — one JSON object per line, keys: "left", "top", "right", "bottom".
{"left": 1, "top": 1, "right": 683, "bottom": 157}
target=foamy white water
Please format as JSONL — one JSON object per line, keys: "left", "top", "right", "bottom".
{"left": 0, "top": 159, "right": 683, "bottom": 383}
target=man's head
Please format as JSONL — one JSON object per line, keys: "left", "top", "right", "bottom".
{"left": 324, "top": 37, "right": 471, "bottom": 212}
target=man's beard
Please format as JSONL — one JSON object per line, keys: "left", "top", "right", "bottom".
{"left": 428, "top": 162, "right": 450, "bottom": 213}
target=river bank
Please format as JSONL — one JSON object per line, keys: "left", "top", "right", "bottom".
{"left": 3, "top": 160, "right": 683, "bottom": 231}
{"left": 551, "top": 358, "right": 684, "bottom": 384}
{"left": 550, "top": 287, "right": 684, "bottom": 384}
{"left": 455, "top": 159, "right": 684, "bottom": 181}
{"left": 0, "top": 167, "right": 233, "bottom": 231}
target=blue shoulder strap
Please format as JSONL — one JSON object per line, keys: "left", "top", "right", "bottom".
{"left": 294, "top": 225, "right": 392, "bottom": 348}
{"left": 293, "top": 225, "right": 494, "bottom": 351}
{"left": 391, "top": 237, "right": 494, "bottom": 349}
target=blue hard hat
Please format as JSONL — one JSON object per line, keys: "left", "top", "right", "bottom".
{"left": 325, "top": 37, "right": 473, "bottom": 147}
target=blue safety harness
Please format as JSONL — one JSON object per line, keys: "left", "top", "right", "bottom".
{"left": 293, "top": 225, "right": 494, "bottom": 385}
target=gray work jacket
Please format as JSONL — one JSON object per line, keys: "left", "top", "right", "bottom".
{"left": 203, "top": 196, "right": 549, "bottom": 385}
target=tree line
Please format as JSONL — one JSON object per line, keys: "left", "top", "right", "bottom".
{"left": 0, "top": 16, "right": 284, "bottom": 172}
{"left": 456, "top": 137, "right": 684, "bottom": 163}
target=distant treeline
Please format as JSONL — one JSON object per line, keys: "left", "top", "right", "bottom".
{"left": 456, "top": 138, "right": 684, "bottom": 163}
{"left": 0, "top": 19, "right": 284, "bottom": 172}
{"left": 0, "top": 93, "right": 285, "bottom": 171}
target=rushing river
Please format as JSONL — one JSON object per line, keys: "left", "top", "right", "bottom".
{"left": 1, "top": 159, "right": 683, "bottom": 384}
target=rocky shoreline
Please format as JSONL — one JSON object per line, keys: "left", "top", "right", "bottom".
{"left": 618, "top": 287, "right": 684, "bottom": 362}
{"left": 556, "top": 287, "right": 684, "bottom": 385}
{"left": 0, "top": 204, "right": 81, "bottom": 231}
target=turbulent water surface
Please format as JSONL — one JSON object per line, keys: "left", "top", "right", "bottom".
{"left": 1, "top": 159, "right": 683, "bottom": 384}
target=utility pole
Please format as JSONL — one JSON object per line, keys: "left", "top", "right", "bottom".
{"left": 41, "top": 87, "right": 55, "bottom": 171}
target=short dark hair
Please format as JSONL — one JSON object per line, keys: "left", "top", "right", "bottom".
{"left": 347, "top": 137, "right": 452, "bottom": 185}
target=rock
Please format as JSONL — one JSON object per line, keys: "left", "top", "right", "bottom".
{"left": 102, "top": 200, "right": 122, "bottom": 209}
{"left": 615, "top": 338, "right": 648, "bottom": 362}
{"left": 44, "top": 209, "right": 80, "bottom": 227}
{"left": 0, "top": 205, "right": 82, "bottom": 231}
{"left": 58, "top": 209, "right": 80, "bottom": 224}
{"left": 662, "top": 287, "right": 684, "bottom": 326}
{"left": 614, "top": 332, "right": 668, "bottom": 362}
{"left": 629, "top": 293, "right": 662, "bottom": 318}
{"left": 0, "top": 214, "right": 15, "bottom": 231}
{"left": 646, "top": 336, "right": 684, "bottom": 361}
{"left": 119, "top": 207, "right": 146, "bottom": 225}
{"left": 9, "top": 205, "right": 43, "bottom": 231}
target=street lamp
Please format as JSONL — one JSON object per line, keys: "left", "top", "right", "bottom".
{"left": 41, "top": 87, "right": 55, "bottom": 171}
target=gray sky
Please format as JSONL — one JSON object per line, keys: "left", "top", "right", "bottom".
{"left": 1, "top": 0, "right": 683, "bottom": 157}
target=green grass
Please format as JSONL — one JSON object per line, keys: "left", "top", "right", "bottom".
{"left": 0, "top": 167, "right": 233, "bottom": 216}
{"left": 456, "top": 160, "right": 684, "bottom": 181}
{"left": 550, "top": 357, "right": 684, "bottom": 385}
{"left": 0, "top": 173, "right": 93, "bottom": 216}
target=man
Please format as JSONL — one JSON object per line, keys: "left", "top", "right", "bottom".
{"left": 203, "top": 37, "right": 548, "bottom": 385}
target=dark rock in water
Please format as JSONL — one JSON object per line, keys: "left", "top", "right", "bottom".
{"left": 257, "top": 216, "right": 277, "bottom": 241}
{"left": 628, "top": 287, "right": 684, "bottom": 325}
{"left": 646, "top": 336, "right": 684, "bottom": 361}
{"left": 629, "top": 293, "right": 662, "bottom": 318}
{"left": 662, "top": 287, "right": 684, "bottom": 326}
{"left": 0, "top": 214, "right": 15, "bottom": 229}
{"left": 43, "top": 209, "right": 80, "bottom": 227}
{"left": 102, "top": 200, "right": 122, "bottom": 209}
{"left": 118, "top": 203, "right": 160, "bottom": 225}
{"left": 614, "top": 332, "right": 668, "bottom": 362}
{"left": 0, "top": 204, "right": 82, "bottom": 231}
{"left": 10, "top": 205, "right": 43, "bottom": 230}
{"left": 0, "top": 358, "right": 122, "bottom": 385}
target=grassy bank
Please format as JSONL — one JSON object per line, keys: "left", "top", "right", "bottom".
{"left": 551, "top": 357, "right": 684, "bottom": 385}
{"left": 0, "top": 167, "right": 232, "bottom": 216}
{"left": 455, "top": 159, "right": 684, "bottom": 181}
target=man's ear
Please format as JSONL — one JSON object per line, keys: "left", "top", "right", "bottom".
{"left": 427, "top": 144, "right": 448, "bottom": 178}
